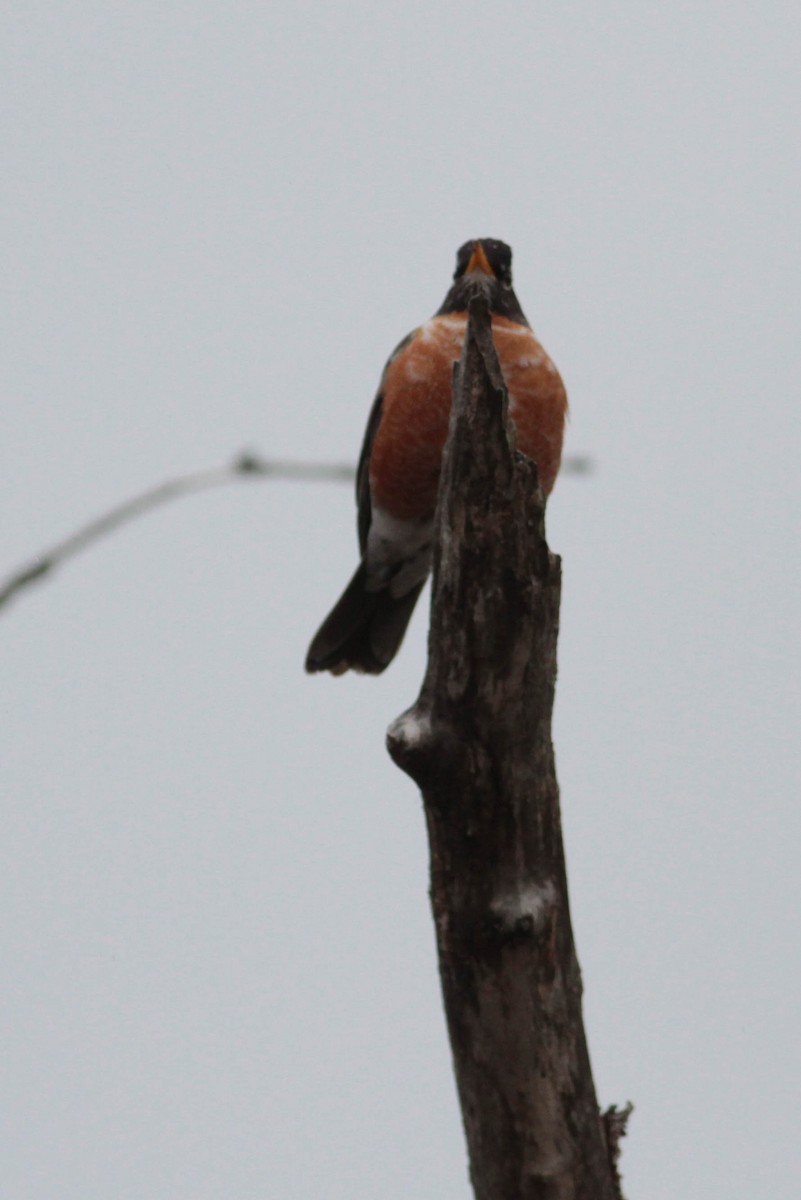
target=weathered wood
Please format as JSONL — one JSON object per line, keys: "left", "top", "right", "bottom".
{"left": 387, "top": 295, "right": 625, "bottom": 1199}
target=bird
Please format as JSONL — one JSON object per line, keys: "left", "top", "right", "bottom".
{"left": 305, "top": 237, "right": 568, "bottom": 676}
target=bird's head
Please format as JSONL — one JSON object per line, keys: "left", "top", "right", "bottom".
{"left": 437, "top": 238, "right": 527, "bottom": 324}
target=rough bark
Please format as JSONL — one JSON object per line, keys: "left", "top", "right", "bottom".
{"left": 387, "top": 296, "right": 625, "bottom": 1200}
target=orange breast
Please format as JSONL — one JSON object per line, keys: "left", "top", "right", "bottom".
{"left": 369, "top": 313, "right": 567, "bottom": 520}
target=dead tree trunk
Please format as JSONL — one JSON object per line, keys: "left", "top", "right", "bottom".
{"left": 387, "top": 296, "right": 625, "bottom": 1200}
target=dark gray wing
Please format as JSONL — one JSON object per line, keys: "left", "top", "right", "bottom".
{"left": 356, "top": 391, "right": 383, "bottom": 555}
{"left": 355, "top": 329, "right": 417, "bottom": 555}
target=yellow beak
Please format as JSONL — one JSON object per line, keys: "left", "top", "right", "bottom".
{"left": 465, "top": 242, "right": 494, "bottom": 276}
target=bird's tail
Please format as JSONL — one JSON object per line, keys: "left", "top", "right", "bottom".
{"left": 305, "top": 562, "right": 424, "bottom": 675}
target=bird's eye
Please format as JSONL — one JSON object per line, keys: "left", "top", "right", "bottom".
{"left": 454, "top": 241, "right": 473, "bottom": 279}
{"left": 481, "top": 239, "right": 512, "bottom": 284}
{"left": 496, "top": 252, "right": 512, "bottom": 282}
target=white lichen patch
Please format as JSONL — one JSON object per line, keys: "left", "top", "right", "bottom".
{"left": 387, "top": 710, "right": 432, "bottom": 750}
{"left": 492, "top": 880, "right": 558, "bottom": 934}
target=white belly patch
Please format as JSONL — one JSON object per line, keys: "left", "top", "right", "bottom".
{"left": 365, "top": 507, "right": 433, "bottom": 598}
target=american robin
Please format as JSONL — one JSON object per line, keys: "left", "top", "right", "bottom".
{"left": 305, "top": 238, "right": 568, "bottom": 675}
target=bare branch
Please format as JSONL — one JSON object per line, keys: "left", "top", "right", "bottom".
{"left": 0, "top": 452, "right": 352, "bottom": 613}
{"left": 387, "top": 299, "right": 623, "bottom": 1199}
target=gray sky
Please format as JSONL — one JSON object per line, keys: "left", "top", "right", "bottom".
{"left": 2, "top": 2, "right": 800, "bottom": 1197}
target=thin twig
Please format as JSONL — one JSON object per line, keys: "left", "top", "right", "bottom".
{"left": 0, "top": 449, "right": 592, "bottom": 615}
{"left": 0, "top": 452, "right": 352, "bottom": 612}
